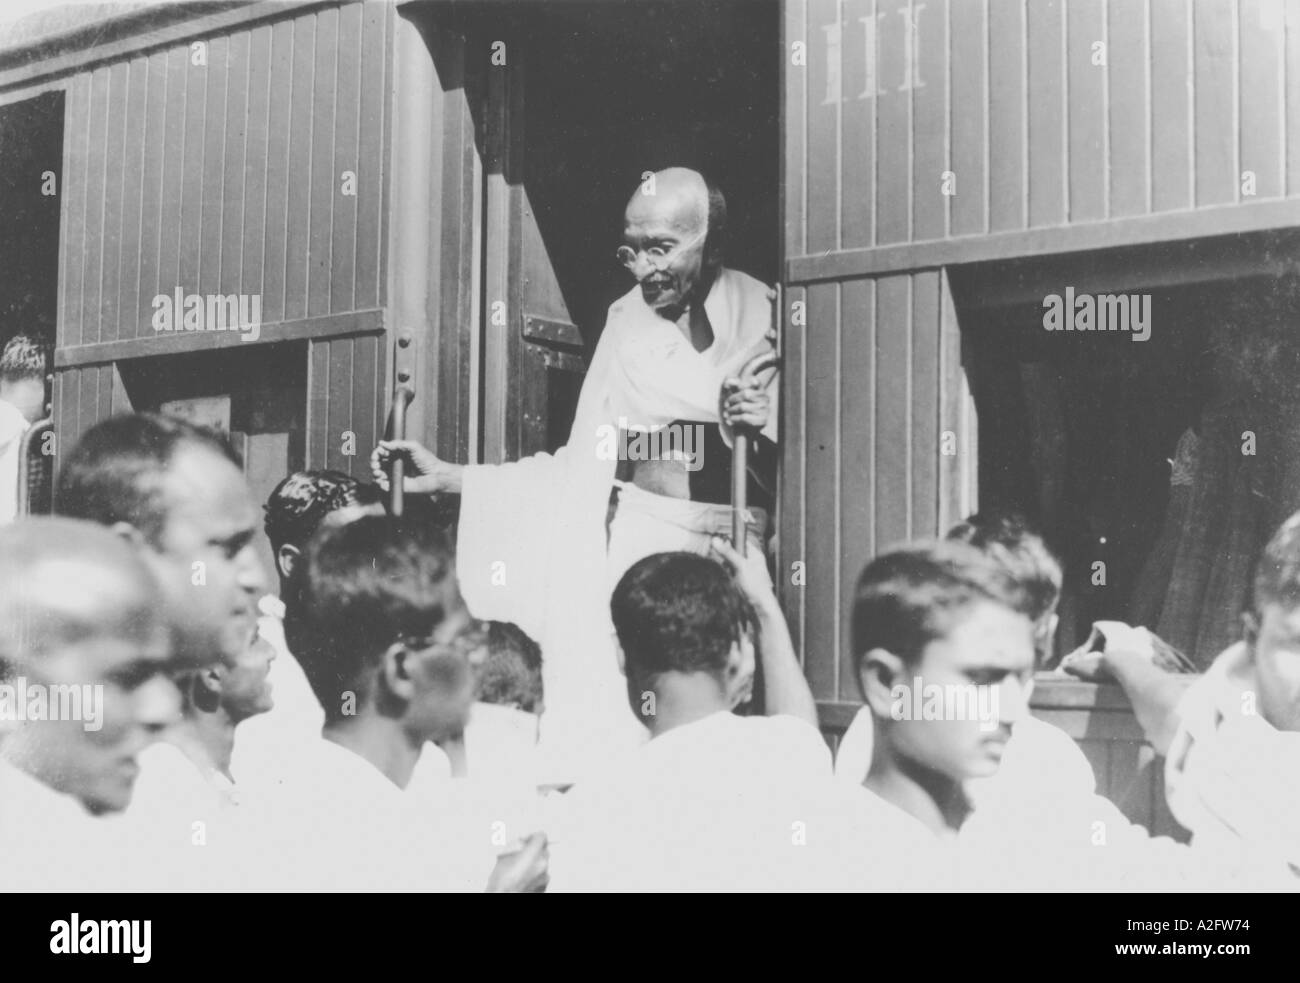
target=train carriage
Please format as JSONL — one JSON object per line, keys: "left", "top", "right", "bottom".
{"left": 3, "top": 0, "right": 1297, "bottom": 834}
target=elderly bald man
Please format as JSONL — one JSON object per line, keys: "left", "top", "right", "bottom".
{"left": 0, "top": 518, "right": 180, "bottom": 889}
{"left": 373, "top": 168, "right": 781, "bottom": 782}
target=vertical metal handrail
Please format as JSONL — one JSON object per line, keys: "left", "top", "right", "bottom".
{"left": 731, "top": 285, "right": 782, "bottom": 554}
{"left": 16, "top": 417, "right": 53, "bottom": 516}
{"left": 385, "top": 384, "right": 415, "bottom": 516}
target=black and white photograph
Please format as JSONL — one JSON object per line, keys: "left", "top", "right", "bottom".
{"left": 0, "top": 0, "right": 1293, "bottom": 937}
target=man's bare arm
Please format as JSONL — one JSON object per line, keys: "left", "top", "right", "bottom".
{"left": 371, "top": 439, "right": 464, "bottom": 495}
{"left": 710, "top": 536, "right": 818, "bottom": 728}
{"left": 1100, "top": 648, "right": 1195, "bottom": 756}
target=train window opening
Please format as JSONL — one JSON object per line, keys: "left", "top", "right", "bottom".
{"left": 118, "top": 341, "right": 308, "bottom": 578}
{"left": 952, "top": 234, "right": 1300, "bottom": 669}
{"left": 0, "top": 90, "right": 63, "bottom": 365}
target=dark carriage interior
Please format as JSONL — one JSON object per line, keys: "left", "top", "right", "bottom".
{"left": 0, "top": 90, "right": 62, "bottom": 357}
{"left": 953, "top": 231, "right": 1300, "bottom": 669}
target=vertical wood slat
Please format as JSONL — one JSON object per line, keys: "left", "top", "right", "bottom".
{"left": 1065, "top": 0, "right": 1106, "bottom": 222}
{"left": 99, "top": 62, "right": 129, "bottom": 345}
{"left": 155, "top": 46, "right": 187, "bottom": 336}
{"left": 912, "top": 0, "right": 947, "bottom": 241}
{"left": 909, "top": 270, "right": 939, "bottom": 538}
{"left": 784, "top": 0, "right": 808, "bottom": 261}
{"left": 307, "top": 337, "right": 329, "bottom": 467}
{"left": 806, "top": 0, "right": 840, "bottom": 255}
{"left": 330, "top": 1, "right": 362, "bottom": 315}
{"left": 841, "top": 0, "right": 875, "bottom": 249}
{"left": 136, "top": 51, "right": 167, "bottom": 340}
{"left": 220, "top": 30, "right": 250, "bottom": 297}
{"left": 60, "top": 74, "right": 90, "bottom": 350}
{"left": 874, "top": 274, "right": 910, "bottom": 549}
{"left": 1027, "top": 0, "right": 1066, "bottom": 227}
{"left": 838, "top": 278, "right": 874, "bottom": 700}
{"left": 308, "top": 4, "right": 339, "bottom": 318}
{"left": 876, "top": 0, "right": 909, "bottom": 244}
{"left": 1239, "top": 0, "right": 1285, "bottom": 199}
{"left": 198, "top": 34, "right": 227, "bottom": 298}
{"left": 81, "top": 66, "right": 111, "bottom": 347}
{"left": 987, "top": 0, "right": 1025, "bottom": 232}
{"left": 118, "top": 58, "right": 148, "bottom": 340}
{"left": 306, "top": 334, "right": 383, "bottom": 476}
{"left": 1287, "top": 0, "right": 1300, "bottom": 194}
{"left": 1193, "top": 0, "right": 1237, "bottom": 206}
{"left": 178, "top": 42, "right": 207, "bottom": 299}
{"left": 804, "top": 281, "right": 839, "bottom": 700}
{"left": 949, "top": 0, "right": 986, "bottom": 236}
{"left": 355, "top": 0, "right": 387, "bottom": 311}
{"left": 1150, "top": 0, "right": 1193, "bottom": 212}
{"left": 1107, "top": 0, "right": 1149, "bottom": 218}
{"left": 261, "top": 18, "right": 294, "bottom": 326}
{"left": 242, "top": 24, "right": 272, "bottom": 301}
{"left": 779, "top": 285, "right": 809, "bottom": 674}
{"left": 324, "top": 334, "right": 353, "bottom": 470}
{"left": 284, "top": 13, "right": 316, "bottom": 322}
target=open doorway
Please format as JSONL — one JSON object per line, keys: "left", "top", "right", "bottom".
{"left": 0, "top": 90, "right": 63, "bottom": 516}
{"left": 953, "top": 232, "right": 1300, "bottom": 668}
{"left": 431, "top": 0, "right": 781, "bottom": 459}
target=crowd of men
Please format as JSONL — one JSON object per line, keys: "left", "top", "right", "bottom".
{"left": 2, "top": 167, "right": 1299, "bottom": 892}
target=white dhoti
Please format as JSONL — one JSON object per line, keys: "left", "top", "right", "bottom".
{"left": 455, "top": 268, "right": 778, "bottom": 786}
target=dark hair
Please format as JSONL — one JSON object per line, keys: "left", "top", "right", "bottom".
{"left": 1249, "top": 510, "right": 1300, "bottom": 615}
{"left": 264, "top": 470, "right": 382, "bottom": 553}
{"left": 946, "top": 510, "right": 1062, "bottom": 623}
{"left": 287, "top": 515, "right": 459, "bottom": 723}
{"left": 475, "top": 621, "right": 544, "bottom": 713}
{"left": 851, "top": 541, "right": 1026, "bottom": 683}
{"left": 0, "top": 334, "right": 49, "bottom": 383}
{"left": 56, "top": 413, "right": 241, "bottom": 546}
{"left": 610, "top": 551, "right": 756, "bottom": 686}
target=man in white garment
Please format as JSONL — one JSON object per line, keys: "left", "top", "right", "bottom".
{"left": 1163, "top": 510, "right": 1300, "bottom": 886}
{"left": 548, "top": 541, "right": 931, "bottom": 892}
{"left": 372, "top": 168, "right": 778, "bottom": 783}
{"left": 0, "top": 334, "right": 49, "bottom": 524}
{"left": 55, "top": 413, "right": 274, "bottom": 888}
{"left": 0, "top": 518, "right": 180, "bottom": 892}
{"left": 247, "top": 514, "right": 548, "bottom": 892}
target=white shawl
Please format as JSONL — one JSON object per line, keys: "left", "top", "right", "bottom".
{"left": 456, "top": 268, "right": 776, "bottom": 783}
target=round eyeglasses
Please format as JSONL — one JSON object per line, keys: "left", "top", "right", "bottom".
{"left": 615, "top": 226, "right": 708, "bottom": 272}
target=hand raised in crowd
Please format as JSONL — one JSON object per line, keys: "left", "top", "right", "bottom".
{"left": 710, "top": 535, "right": 775, "bottom": 612}
{"left": 370, "top": 439, "right": 464, "bottom": 495}
{"left": 485, "top": 831, "right": 550, "bottom": 894}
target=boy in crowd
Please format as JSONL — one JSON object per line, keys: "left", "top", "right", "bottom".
{"left": 236, "top": 469, "right": 386, "bottom": 784}
{"left": 0, "top": 518, "right": 180, "bottom": 891}
{"left": 251, "top": 514, "right": 548, "bottom": 892}
{"left": 0, "top": 334, "right": 49, "bottom": 523}
{"left": 549, "top": 539, "right": 927, "bottom": 892}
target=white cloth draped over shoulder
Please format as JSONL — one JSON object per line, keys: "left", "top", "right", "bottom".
{"left": 456, "top": 268, "right": 777, "bottom": 784}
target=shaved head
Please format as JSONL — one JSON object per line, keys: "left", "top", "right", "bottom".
{"left": 622, "top": 167, "right": 726, "bottom": 316}
{"left": 624, "top": 167, "right": 709, "bottom": 235}
{"left": 0, "top": 519, "right": 160, "bottom": 667}
{"left": 0, "top": 518, "right": 178, "bottom": 814}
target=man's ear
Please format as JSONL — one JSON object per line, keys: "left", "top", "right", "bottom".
{"left": 724, "top": 636, "right": 757, "bottom": 706}
{"left": 614, "top": 638, "right": 627, "bottom": 677}
{"left": 192, "top": 664, "right": 224, "bottom": 713}
{"left": 380, "top": 641, "right": 417, "bottom": 703}
{"left": 860, "top": 648, "right": 906, "bottom": 719}
{"left": 276, "top": 544, "right": 301, "bottom": 581}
